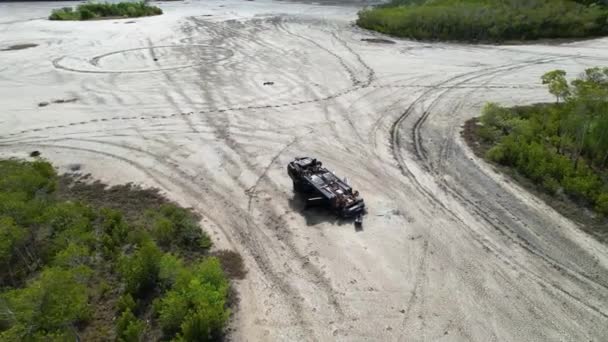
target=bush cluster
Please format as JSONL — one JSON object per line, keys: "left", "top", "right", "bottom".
{"left": 478, "top": 67, "right": 608, "bottom": 216}
{"left": 357, "top": 0, "right": 608, "bottom": 42}
{"left": 49, "top": 1, "right": 162, "bottom": 21}
{"left": 0, "top": 159, "right": 231, "bottom": 341}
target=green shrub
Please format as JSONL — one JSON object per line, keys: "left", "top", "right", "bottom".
{"left": 1, "top": 267, "right": 91, "bottom": 337}
{"left": 79, "top": 8, "right": 95, "bottom": 20}
{"left": 119, "top": 240, "right": 162, "bottom": 297}
{"left": 158, "top": 253, "right": 187, "bottom": 289}
{"left": 595, "top": 193, "right": 608, "bottom": 216}
{"left": 156, "top": 288, "right": 190, "bottom": 335}
{"left": 486, "top": 145, "right": 506, "bottom": 163}
{"left": 117, "top": 293, "right": 137, "bottom": 314}
{"left": 147, "top": 204, "right": 212, "bottom": 250}
{"left": 100, "top": 208, "right": 129, "bottom": 257}
{"left": 156, "top": 257, "right": 229, "bottom": 340}
{"left": 152, "top": 216, "right": 175, "bottom": 248}
{"left": 563, "top": 173, "right": 602, "bottom": 202}
{"left": 43, "top": 202, "right": 93, "bottom": 233}
{"left": 116, "top": 309, "right": 145, "bottom": 342}
{"left": 476, "top": 125, "right": 500, "bottom": 143}
{"left": 0, "top": 217, "right": 27, "bottom": 266}
{"left": 542, "top": 177, "right": 561, "bottom": 195}
{"left": 179, "top": 308, "right": 228, "bottom": 342}
{"left": 52, "top": 243, "right": 91, "bottom": 268}
{"left": 98, "top": 280, "right": 112, "bottom": 299}
{"left": 0, "top": 159, "right": 56, "bottom": 198}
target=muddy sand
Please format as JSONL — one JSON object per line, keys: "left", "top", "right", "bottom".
{"left": 1, "top": 0, "right": 607, "bottom": 340}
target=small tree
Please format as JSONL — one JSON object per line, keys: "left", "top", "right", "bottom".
{"left": 116, "top": 309, "right": 145, "bottom": 342}
{"left": 541, "top": 70, "right": 570, "bottom": 103}
{"left": 1, "top": 267, "right": 91, "bottom": 338}
{"left": 119, "top": 240, "right": 162, "bottom": 297}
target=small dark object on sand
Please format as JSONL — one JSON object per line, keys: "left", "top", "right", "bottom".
{"left": 361, "top": 38, "right": 396, "bottom": 44}
{"left": 69, "top": 163, "right": 82, "bottom": 172}
{"left": 153, "top": 58, "right": 159, "bottom": 61}
{"left": 263, "top": 81, "right": 274, "bottom": 86}
{"left": 30, "top": 151, "right": 41, "bottom": 157}
{"left": 1, "top": 43, "right": 38, "bottom": 51}
{"left": 53, "top": 98, "right": 78, "bottom": 104}
{"left": 38, "top": 101, "right": 49, "bottom": 107}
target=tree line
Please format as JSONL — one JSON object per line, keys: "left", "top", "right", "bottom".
{"left": 477, "top": 67, "right": 608, "bottom": 218}
{"left": 357, "top": 0, "right": 608, "bottom": 42}
{"left": 49, "top": 1, "right": 162, "bottom": 21}
{"left": 0, "top": 160, "right": 234, "bottom": 341}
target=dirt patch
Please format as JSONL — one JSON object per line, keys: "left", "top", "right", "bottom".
{"left": 361, "top": 38, "right": 395, "bottom": 44}
{"left": 57, "top": 173, "right": 171, "bottom": 222}
{"left": 462, "top": 118, "right": 608, "bottom": 243}
{"left": 212, "top": 249, "right": 247, "bottom": 280}
{"left": 1, "top": 43, "right": 37, "bottom": 51}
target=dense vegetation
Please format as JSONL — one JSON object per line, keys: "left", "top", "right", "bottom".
{"left": 357, "top": 0, "right": 608, "bottom": 42}
{"left": 469, "top": 67, "right": 608, "bottom": 235}
{"left": 0, "top": 159, "right": 238, "bottom": 341}
{"left": 49, "top": 1, "right": 162, "bottom": 21}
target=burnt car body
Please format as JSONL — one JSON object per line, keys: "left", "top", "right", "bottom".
{"left": 287, "top": 157, "right": 365, "bottom": 218}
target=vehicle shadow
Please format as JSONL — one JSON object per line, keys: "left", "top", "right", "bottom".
{"left": 288, "top": 193, "right": 362, "bottom": 231}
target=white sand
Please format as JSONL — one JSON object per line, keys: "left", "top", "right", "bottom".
{"left": 1, "top": 1, "right": 608, "bottom": 340}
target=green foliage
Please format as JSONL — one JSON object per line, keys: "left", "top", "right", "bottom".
{"left": 117, "top": 293, "right": 137, "bottom": 314}
{"left": 159, "top": 253, "right": 187, "bottom": 289}
{"left": 0, "top": 159, "right": 231, "bottom": 340}
{"left": 596, "top": 193, "right": 608, "bottom": 215}
{"left": 49, "top": 7, "right": 79, "bottom": 20}
{"left": 43, "top": 202, "right": 95, "bottom": 259}
{"left": 478, "top": 67, "right": 608, "bottom": 216}
{"left": 49, "top": 1, "right": 163, "bottom": 21}
{"left": 357, "top": 0, "right": 608, "bottom": 42}
{"left": 542, "top": 70, "right": 571, "bottom": 103}
{"left": 116, "top": 309, "right": 145, "bottom": 342}
{"left": 0, "top": 217, "right": 27, "bottom": 267}
{"left": 52, "top": 242, "right": 91, "bottom": 268}
{"left": 119, "top": 240, "right": 162, "bottom": 297}
{"left": 155, "top": 289, "right": 190, "bottom": 336}
{"left": 153, "top": 216, "right": 175, "bottom": 247}
{"left": 0, "top": 159, "right": 56, "bottom": 198}
{"left": 1, "top": 267, "right": 91, "bottom": 339}
{"left": 99, "top": 208, "right": 129, "bottom": 258}
{"left": 148, "top": 204, "right": 212, "bottom": 251}
{"left": 156, "top": 257, "right": 230, "bottom": 340}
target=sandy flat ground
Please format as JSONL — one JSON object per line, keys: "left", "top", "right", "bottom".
{"left": 1, "top": 1, "right": 608, "bottom": 341}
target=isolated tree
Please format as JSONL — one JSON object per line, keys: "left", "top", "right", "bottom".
{"left": 542, "top": 70, "right": 571, "bottom": 103}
